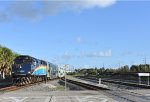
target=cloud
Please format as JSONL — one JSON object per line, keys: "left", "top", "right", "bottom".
{"left": 83, "top": 65, "right": 90, "bottom": 68}
{"left": 62, "top": 51, "right": 72, "bottom": 61}
{"left": 61, "top": 49, "right": 112, "bottom": 62}
{"left": 42, "top": 0, "right": 117, "bottom": 15}
{"left": 120, "top": 51, "right": 133, "bottom": 56}
{"left": 82, "top": 49, "right": 112, "bottom": 58}
{"left": 120, "top": 51, "right": 146, "bottom": 58}
{"left": 9, "top": 1, "right": 42, "bottom": 22}
{"left": 0, "top": 0, "right": 117, "bottom": 22}
{"left": 0, "top": 12, "right": 10, "bottom": 22}
{"left": 76, "top": 36, "right": 83, "bottom": 43}
{"left": 76, "top": 0, "right": 117, "bottom": 8}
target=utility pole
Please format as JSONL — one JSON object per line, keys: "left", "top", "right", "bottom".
{"left": 64, "top": 64, "right": 68, "bottom": 91}
{"left": 143, "top": 56, "right": 147, "bottom": 69}
{"left": 142, "top": 56, "right": 147, "bottom": 71}
{"left": 103, "top": 63, "right": 105, "bottom": 69}
{"left": 119, "top": 61, "right": 121, "bottom": 69}
{"left": 144, "top": 56, "right": 147, "bottom": 69}
{"left": 142, "top": 56, "right": 147, "bottom": 72}
{"left": 143, "top": 56, "right": 149, "bottom": 86}
{"left": 144, "top": 56, "right": 149, "bottom": 85}
{"left": 118, "top": 61, "right": 121, "bottom": 79}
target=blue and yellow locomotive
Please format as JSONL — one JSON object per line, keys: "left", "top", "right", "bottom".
{"left": 12, "top": 55, "right": 48, "bottom": 76}
{"left": 12, "top": 55, "right": 64, "bottom": 85}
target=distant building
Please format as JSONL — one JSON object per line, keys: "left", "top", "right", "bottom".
{"left": 66, "top": 70, "right": 74, "bottom": 73}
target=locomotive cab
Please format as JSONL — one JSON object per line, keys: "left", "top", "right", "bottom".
{"left": 12, "top": 55, "right": 38, "bottom": 77}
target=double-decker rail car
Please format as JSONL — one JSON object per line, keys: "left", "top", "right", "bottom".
{"left": 49, "top": 63, "right": 58, "bottom": 79}
{"left": 58, "top": 67, "right": 65, "bottom": 78}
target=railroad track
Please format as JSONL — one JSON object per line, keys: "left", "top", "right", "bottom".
{"left": 61, "top": 78, "right": 107, "bottom": 90}
{"left": 103, "top": 89, "right": 150, "bottom": 102}
{"left": 0, "top": 80, "right": 47, "bottom": 92}
{"left": 0, "top": 84, "right": 33, "bottom": 92}
{"left": 77, "top": 76, "right": 150, "bottom": 89}
{"left": 64, "top": 77, "right": 150, "bottom": 102}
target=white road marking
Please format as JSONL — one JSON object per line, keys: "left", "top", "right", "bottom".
{"left": 145, "top": 94, "right": 150, "bottom": 96}
{"left": 10, "top": 97, "right": 28, "bottom": 102}
{"left": 0, "top": 97, "right": 27, "bottom": 102}
{"left": 100, "top": 98, "right": 108, "bottom": 102}
{"left": 52, "top": 95, "right": 108, "bottom": 102}
{"left": 50, "top": 96, "right": 56, "bottom": 102}
{"left": 76, "top": 96, "right": 82, "bottom": 102}
{"left": 80, "top": 96, "right": 108, "bottom": 102}
{"left": 45, "top": 97, "right": 51, "bottom": 102}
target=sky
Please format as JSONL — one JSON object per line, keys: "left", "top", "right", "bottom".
{"left": 0, "top": 0, "right": 150, "bottom": 69}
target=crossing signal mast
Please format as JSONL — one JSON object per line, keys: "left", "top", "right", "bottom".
{"left": 64, "top": 64, "right": 69, "bottom": 91}
{"left": 142, "top": 56, "right": 148, "bottom": 72}
{"left": 144, "top": 56, "right": 147, "bottom": 70}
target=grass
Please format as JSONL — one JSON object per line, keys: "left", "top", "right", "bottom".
{"left": 56, "top": 86, "right": 65, "bottom": 90}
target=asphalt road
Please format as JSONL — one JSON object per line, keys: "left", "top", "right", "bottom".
{"left": 0, "top": 91, "right": 117, "bottom": 102}
{"left": 0, "top": 79, "right": 116, "bottom": 102}
{"left": 2, "top": 78, "right": 150, "bottom": 102}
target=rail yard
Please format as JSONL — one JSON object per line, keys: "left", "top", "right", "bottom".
{"left": 0, "top": 1, "right": 150, "bottom": 102}
{"left": 0, "top": 78, "right": 115, "bottom": 102}
{"left": 1, "top": 75, "right": 150, "bottom": 102}
{"left": 1, "top": 55, "right": 150, "bottom": 102}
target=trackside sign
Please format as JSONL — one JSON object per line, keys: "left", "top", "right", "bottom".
{"left": 138, "top": 73, "right": 150, "bottom": 77}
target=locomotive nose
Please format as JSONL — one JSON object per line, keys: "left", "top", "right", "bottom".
{"left": 15, "top": 64, "right": 22, "bottom": 68}
{"left": 13, "top": 64, "right": 31, "bottom": 76}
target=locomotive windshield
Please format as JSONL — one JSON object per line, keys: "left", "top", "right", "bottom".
{"left": 14, "top": 56, "right": 33, "bottom": 64}
{"left": 40, "top": 60, "right": 47, "bottom": 66}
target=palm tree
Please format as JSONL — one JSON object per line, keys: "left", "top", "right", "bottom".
{"left": 0, "top": 46, "right": 18, "bottom": 79}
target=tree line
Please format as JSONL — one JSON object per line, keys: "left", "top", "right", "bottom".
{"left": 1, "top": 45, "right": 150, "bottom": 79}
{"left": 0, "top": 45, "right": 19, "bottom": 79}
{"left": 72, "top": 64, "right": 150, "bottom": 76}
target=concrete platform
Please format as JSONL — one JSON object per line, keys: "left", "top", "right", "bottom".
{"left": 0, "top": 91, "right": 117, "bottom": 102}
{"left": 128, "top": 89, "right": 150, "bottom": 96}
{"left": 66, "top": 76, "right": 108, "bottom": 89}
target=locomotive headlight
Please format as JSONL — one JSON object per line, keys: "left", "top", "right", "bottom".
{"left": 28, "top": 71, "right": 31, "bottom": 74}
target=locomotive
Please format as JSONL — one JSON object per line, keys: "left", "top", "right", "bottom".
{"left": 12, "top": 55, "right": 65, "bottom": 85}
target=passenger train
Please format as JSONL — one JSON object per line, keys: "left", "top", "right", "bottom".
{"left": 12, "top": 55, "right": 65, "bottom": 84}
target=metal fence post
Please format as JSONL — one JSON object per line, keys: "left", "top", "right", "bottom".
{"left": 148, "top": 76, "right": 149, "bottom": 86}
{"left": 99, "top": 78, "right": 101, "bottom": 84}
{"left": 139, "top": 76, "right": 141, "bottom": 85}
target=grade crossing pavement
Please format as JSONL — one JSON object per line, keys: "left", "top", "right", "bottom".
{"left": 0, "top": 91, "right": 117, "bottom": 102}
